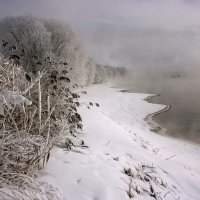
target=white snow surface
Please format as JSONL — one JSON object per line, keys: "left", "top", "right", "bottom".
{"left": 0, "top": 89, "right": 32, "bottom": 115}
{"left": 41, "top": 84, "right": 200, "bottom": 200}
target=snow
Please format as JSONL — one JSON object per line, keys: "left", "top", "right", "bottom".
{"left": 0, "top": 89, "right": 32, "bottom": 115}
{"left": 40, "top": 84, "right": 200, "bottom": 200}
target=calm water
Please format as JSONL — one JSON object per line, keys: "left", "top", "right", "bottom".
{"left": 149, "top": 93, "right": 200, "bottom": 144}
{"left": 126, "top": 78, "right": 200, "bottom": 145}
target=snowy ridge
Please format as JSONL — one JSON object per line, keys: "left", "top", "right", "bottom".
{"left": 41, "top": 84, "right": 200, "bottom": 200}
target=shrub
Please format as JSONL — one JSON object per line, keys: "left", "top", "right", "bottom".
{"left": 0, "top": 50, "right": 82, "bottom": 199}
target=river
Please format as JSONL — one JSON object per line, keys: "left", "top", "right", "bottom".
{"left": 124, "top": 76, "right": 200, "bottom": 145}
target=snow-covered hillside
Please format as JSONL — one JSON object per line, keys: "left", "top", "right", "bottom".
{"left": 41, "top": 84, "right": 200, "bottom": 200}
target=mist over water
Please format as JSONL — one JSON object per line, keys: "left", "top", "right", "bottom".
{"left": 122, "top": 76, "right": 200, "bottom": 144}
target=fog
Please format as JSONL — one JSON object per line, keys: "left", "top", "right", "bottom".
{"left": 1, "top": 0, "right": 200, "bottom": 75}
{"left": 0, "top": 0, "right": 200, "bottom": 143}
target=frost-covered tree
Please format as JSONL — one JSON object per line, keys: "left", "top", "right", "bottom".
{"left": 0, "top": 16, "right": 52, "bottom": 73}
{"left": 0, "top": 16, "right": 90, "bottom": 85}
{"left": 42, "top": 19, "right": 89, "bottom": 85}
{"left": 0, "top": 16, "right": 127, "bottom": 86}
{"left": 85, "top": 57, "right": 96, "bottom": 84}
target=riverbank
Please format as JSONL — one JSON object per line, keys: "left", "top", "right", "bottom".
{"left": 144, "top": 94, "right": 171, "bottom": 134}
{"left": 145, "top": 94, "right": 200, "bottom": 146}
{"left": 121, "top": 92, "right": 171, "bottom": 134}
{"left": 41, "top": 84, "right": 200, "bottom": 200}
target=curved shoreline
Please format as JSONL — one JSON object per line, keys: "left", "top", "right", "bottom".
{"left": 120, "top": 90, "right": 171, "bottom": 134}
{"left": 145, "top": 94, "right": 200, "bottom": 147}
{"left": 120, "top": 89, "right": 200, "bottom": 146}
{"left": 144, "top": 94, "right": 171, "bottom": 134}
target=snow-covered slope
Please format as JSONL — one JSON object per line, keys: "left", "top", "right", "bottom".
{"left": 41, "top": 84, "right": 200, "bottom": 200}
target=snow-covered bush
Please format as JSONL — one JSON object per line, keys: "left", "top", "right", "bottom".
{"left": 0, "top": 52, "right": 83, "bottom": 199}
{"left": 0, "top": 16, "right": 51, "bottom": 73}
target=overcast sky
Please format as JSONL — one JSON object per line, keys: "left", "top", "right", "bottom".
{"left": 1, "top": 0, "right": 200, "bottom": 76}
{"left": 1, "top": 0, "right": 200, "bottom": 28}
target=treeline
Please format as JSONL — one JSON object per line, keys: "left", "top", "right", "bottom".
{"left": 0, "top": 16, "right": 126, "bottom": 86}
